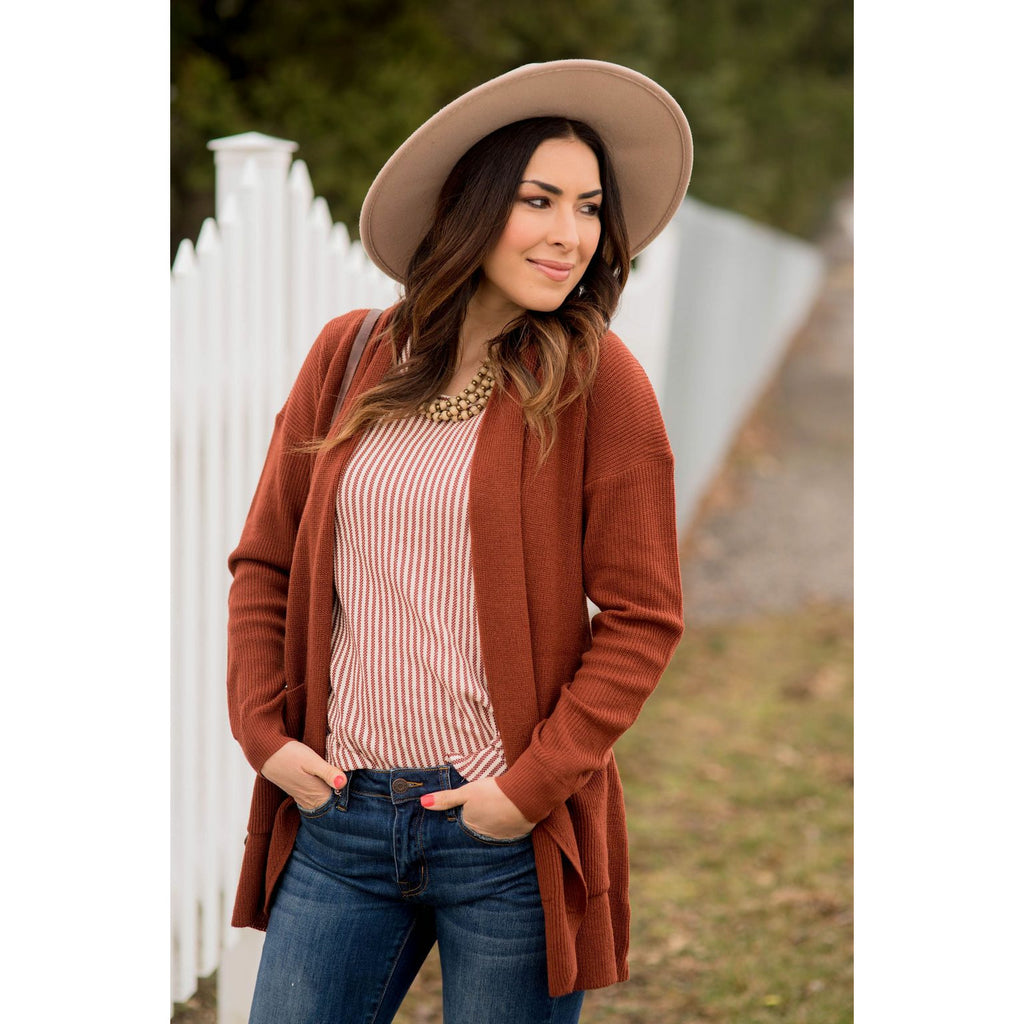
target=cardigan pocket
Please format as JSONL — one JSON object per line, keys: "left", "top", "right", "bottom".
{"left": 246, "top": 773, "right": 288, "bottom": 835}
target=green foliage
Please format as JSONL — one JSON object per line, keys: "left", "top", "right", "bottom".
{"left": 654, "top": 0, "right": 853, "bottom": 238}
{"left": 171, "top": 0, "right": 852, "bottom": 259}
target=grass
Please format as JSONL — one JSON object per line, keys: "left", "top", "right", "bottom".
{"left": 393, "top": 601, "right": 854, "bottom": 1023}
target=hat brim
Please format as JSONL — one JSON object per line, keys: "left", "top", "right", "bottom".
{"left": 359, "top": 59, "right": 693, "bottom": 284}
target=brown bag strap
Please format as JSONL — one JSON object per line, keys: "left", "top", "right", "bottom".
{"left": 330, "top": 308, "right": 383, "bottom": 431}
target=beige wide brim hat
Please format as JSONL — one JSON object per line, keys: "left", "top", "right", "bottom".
{"left": 359, "top": 59, "right": 693, "bottom": 284}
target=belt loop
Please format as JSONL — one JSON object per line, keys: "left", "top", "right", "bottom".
{"left": 335, "top": 770, "right": 353, "bottom": 810}
{"left": 442, "top": 764, "right": 457, "bottom": 821}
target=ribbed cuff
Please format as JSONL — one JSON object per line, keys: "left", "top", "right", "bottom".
{"left": 496, "top": 744, "right": 574, "bottom": 824}
{"left": 243, "top": 717, "right": 294, "bottom": 775}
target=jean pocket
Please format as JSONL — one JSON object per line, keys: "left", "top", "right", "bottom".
{"left": 456, "top": 808, "right": 533, "bottom": 846}
{"left": 295, "top": 792, "right": 335, "bottom": 819}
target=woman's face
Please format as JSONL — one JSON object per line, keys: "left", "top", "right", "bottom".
{"left": 475, "top": 137, "right": 603, "bottom": 318}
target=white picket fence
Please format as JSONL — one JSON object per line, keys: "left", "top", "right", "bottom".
{"left": 170, "top": 133, "right": 399, "bottom": 1008}
{"left": 170, "top": 131, "right": 824, "bottom": 1014}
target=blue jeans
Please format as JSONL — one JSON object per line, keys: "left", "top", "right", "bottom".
{"left": 249, "top": 765, "right": 585, "bottom": 1024}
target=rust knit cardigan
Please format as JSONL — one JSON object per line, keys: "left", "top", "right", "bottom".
{"left": 226, "top": 306, "right": 685, "bottom": 997}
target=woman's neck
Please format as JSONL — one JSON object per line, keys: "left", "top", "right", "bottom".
{"left": 437, "top": 294, "right": 520, "bottom": 396}
{"left": 459, "top": 288, "right": 523, "bottom": 363}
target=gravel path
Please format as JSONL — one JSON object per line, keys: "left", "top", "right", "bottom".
{"left": 679, "top": 187, "right": 853, "bottom": 625}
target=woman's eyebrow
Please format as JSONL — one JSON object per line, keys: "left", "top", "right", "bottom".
{"left": 521, "top": 179, "right": 603, "bottom": 199}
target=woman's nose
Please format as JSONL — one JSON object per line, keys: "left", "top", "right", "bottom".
{"left": 546, "top": 204, "right": 579, "bottom": 250}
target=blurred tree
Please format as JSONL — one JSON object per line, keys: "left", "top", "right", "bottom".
{"left": 656, "top": 0, "right": 853, "bottom": 238}
{"left": 171, "top": 0, "right": 851, "bottom": 260}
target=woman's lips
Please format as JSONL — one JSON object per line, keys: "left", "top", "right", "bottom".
{"left": 528, "top": 259, "right": 573, "bottom": 282}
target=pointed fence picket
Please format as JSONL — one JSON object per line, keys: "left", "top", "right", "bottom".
{"left": 170, "top": 131, "right": 825, "bottom": 1014}
{"left": 170, "top": 238, "right": 199, "bottom": 1002}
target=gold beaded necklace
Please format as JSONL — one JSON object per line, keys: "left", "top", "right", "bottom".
{"left": 419, "top": 362, "right": 496, "bottom": 422}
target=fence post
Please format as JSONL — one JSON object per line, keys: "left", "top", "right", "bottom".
{"left": 209, "top": 132, "right": 298, "bottom": 420}
{"left": 207, "top": 131, "right": 298, "bottom": 223}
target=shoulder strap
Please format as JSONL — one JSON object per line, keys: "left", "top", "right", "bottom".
{"left": 329, "top": 308, "right": 383, "bottom": 431}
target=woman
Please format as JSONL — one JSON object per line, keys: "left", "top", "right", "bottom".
{"left": 227, "top": 59, "right": 692, "bottom": 1023}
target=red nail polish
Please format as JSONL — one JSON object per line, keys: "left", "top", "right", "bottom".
{"left": 333, "top": 775, "right": 345, "bottom": 789}
{"left": 421, "top": 794, "right": 435, "bottom": 808}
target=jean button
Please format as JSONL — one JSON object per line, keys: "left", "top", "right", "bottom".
{"left": 393, "top": 778, "right": 410, "bottom": 794}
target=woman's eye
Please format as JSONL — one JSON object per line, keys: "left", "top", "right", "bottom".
{"left": 581, "top": 203, "right": 602, "bottom": 217}
{"left": 523, "top": 196, "right": 550, "bottom": 209}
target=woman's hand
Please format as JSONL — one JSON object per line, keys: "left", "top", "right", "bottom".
{"left": 260, "top": 740, "right": 347, "bottom": 811}
{"left": 421, "top": 776, "right": 534, "bottom": 839}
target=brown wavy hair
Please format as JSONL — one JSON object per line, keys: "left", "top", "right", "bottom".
{"left": 318, "top": 116, "right": 630, "bottom": 461}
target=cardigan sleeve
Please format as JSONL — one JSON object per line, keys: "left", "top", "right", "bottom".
{"left": 225, "top": 311, "right": 367, "bottom": 773}
{"left": 496, "top": 333, "right": 685, "bottom": 823}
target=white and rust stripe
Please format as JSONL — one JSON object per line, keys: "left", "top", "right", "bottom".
{"left": 326, "top": 407, "right": 508, "bottom": 781}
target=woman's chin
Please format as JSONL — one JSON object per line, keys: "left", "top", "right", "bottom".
{"left": 522, "top": 289, "right": 576, "bottom": 314}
